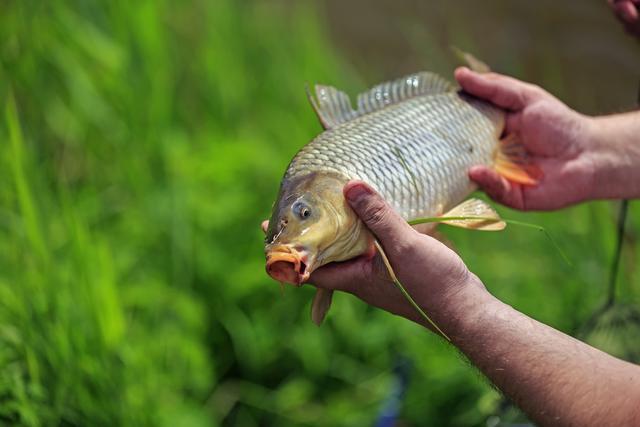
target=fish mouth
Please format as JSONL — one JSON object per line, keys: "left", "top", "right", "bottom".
{"left": 265, "top": 244, "right": 313, "bottom": 286}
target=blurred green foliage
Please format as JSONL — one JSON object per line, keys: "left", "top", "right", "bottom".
{"left": 0, "top": 0, "right": 638, "bottom": 426}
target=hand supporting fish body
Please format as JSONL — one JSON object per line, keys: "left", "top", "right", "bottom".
{"left": 265, "top": 65, "right": 537, "bottom": 325}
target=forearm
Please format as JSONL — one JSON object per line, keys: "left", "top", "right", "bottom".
{"left": 426, "top": 279, "right": 640, "bottom": 426}
{"left": 587, "top": 111, "right": 640, "bottom": 200}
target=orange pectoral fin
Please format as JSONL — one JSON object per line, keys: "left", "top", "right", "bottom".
{"left": 494, "top": 133, "right": 541, "bottom": 186}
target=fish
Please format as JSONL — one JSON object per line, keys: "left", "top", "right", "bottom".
{"left": 264, "top": 59, "right": 538, "bottom": 325}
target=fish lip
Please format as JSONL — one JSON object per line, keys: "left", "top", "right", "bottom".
{"left": 265, "top": 244, "right": 314, "bottom": 286}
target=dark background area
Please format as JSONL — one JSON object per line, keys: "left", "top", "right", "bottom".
{"left": 323, "top": 0, "right": 640, "bottom": 114}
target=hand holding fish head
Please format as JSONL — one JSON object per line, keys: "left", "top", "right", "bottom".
{"left": 264, "top": 173, "right": 372, "bottom": 286}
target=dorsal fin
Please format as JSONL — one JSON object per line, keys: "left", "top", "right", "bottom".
{"left": 306, "top": 84, "right": 358, "bottom": 129}
{"left": 306, "top": 72, "right": 455, "bottom": 129}
{"left": 356, "top": 72, "right": 455, "bottom": 115}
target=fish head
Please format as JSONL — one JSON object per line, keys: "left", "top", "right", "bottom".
{"left": 265, "top": 172, "right": 372, "bottom": 286}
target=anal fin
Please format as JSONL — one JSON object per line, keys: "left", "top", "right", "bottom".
{"left": 311, "top": 288, "right": 333, "bottom": 326}
{"left": 440, "top": 198, "right": 506, "bottom": 231}
{"left": 306, "top": 85, "right": 357, "bottom": 129}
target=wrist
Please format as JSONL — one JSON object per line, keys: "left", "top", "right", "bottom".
{"left": 585, "top": 114, "right": 640, "bottom": 200}
{"left": 420, "top": 272, "right": 501, "bottom": 338}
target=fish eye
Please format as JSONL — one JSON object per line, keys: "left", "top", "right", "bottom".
{"left": 292, "top": 201, "right": 312, "bottom": 220}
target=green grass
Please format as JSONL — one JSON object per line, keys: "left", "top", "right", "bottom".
{"left": 0, "top": 1, "right": 638, "bottom": 426}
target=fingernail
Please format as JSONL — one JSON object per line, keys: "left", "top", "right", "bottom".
{"left": 345, "top": 183, "right": 372, "bottom": 202}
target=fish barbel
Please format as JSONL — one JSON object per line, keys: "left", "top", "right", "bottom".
{"left": 264, "top": 67, "right": 537, "bottom": 324}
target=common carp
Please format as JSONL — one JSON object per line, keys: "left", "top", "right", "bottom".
{"left": 264, "top": 65, "right": 537, "bottom": 325}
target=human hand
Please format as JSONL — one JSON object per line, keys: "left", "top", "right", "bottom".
{"left": 263, "top": 181, "right": 486, "bottom": 328}
{"left": 608, "top": 0, "right": 640, "bottom": 38}
{"left": 455, "top": 67, "right": 596, "bottom": 211}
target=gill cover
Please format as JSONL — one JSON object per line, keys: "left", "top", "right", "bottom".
{"left": 264, "top": 172, "right": 372, "bottom": 324}
{"left": 265, "top": 190, "right": 320, "bottom": 285}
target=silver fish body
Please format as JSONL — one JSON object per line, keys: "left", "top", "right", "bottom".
{"left": 265, "top": 69, "right": 533, "bottom": 324}
{"left": 284, "top": 91, "right": 503, "bottom": 221}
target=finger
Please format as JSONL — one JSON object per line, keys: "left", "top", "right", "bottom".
{"left": 454, "top": 67, "right": 539, "bottom": 111}
{"left": 469, "top": 166, "right": 526, "bottom": 210}
{"left": 615, "top": 1, "right": 638, "bottom": 20}
{"left": 261, "top": 220, "right": 269, "bottom": 234}
{"left": 620, "top": 2, "right": 639, "bottom": 20}
{"left": 305, "top": 257, "right": 369, "bottom": 292}
{"left": 343, "top": 181, "right": 415, "bottom": 249}
{"left": 504, "top": 112, "right": 522, "bottom": 134}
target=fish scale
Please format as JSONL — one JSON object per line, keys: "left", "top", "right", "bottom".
{"left": 265, "top": 69, "right": 535, "bottom": 324}
{"left": 285, "top": 91, "right": 502, "bottom": 220}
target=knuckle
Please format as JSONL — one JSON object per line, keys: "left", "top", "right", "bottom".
{"left": 526, "top": 82, "right": 542, "bottom": 92}
{"left": 361, "top": 200, "right": 389, "bottom": 229}
{"left": 390, "top": 232, "right": 422, "bottom": 264}
{"left": 525, "top": 83, "right": 546, "bottom": 100}
{"left": 403, "top": 232, "right": 422, "bottom": 251}
{"left": 392, "top": 238, "right": 415, "bottom": 259}
{"left": 497, "top": 90, "right": 519, "bottom": 109}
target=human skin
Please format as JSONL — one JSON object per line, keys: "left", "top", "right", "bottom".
{"left": 316, "top": 181, "right": 640, "bottom": 426}
{"left": 455, "top": 67, "right": 640, "bottom": 209}
{"left": 261, "top": 69, "right": 640, "bottom": 425}
{"left": 608, "top": 0, "right": 640, "bottom": 37}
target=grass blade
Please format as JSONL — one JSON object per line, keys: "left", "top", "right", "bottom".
{"left": 409, "top": 215, "right": 571, "bottom": 266}
{"left": 374, "top": 241, "right": 451, "bottom": 341}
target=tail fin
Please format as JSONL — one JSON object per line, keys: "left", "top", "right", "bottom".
{"left": 451, "top": 46, "right": 491, "bottom": 74}
{"left": 494, "top": 134, "right": 541, "bottom": 186}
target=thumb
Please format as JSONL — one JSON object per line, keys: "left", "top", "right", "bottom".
{"left": 454, "top": 67, "right": 540, "bottom": 111}
{"left": 344, "top": 181, "right": 415, "bottom": 249}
